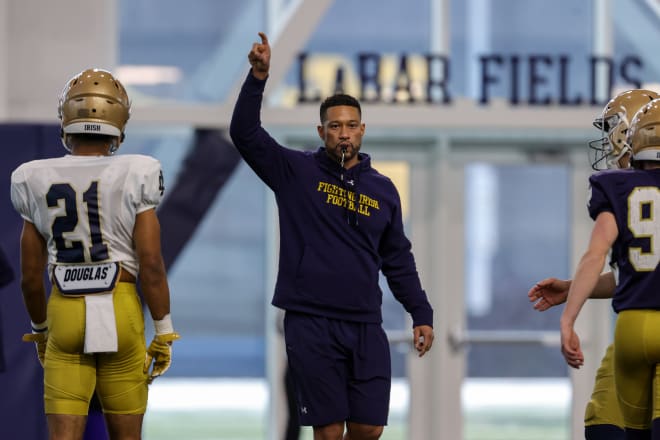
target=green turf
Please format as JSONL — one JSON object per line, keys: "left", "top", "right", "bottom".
{"left": 464, "top": 408, "right": 570, "bottom": 440}
{"left": 144, "top": 407, "right": 568, "bottom": 439}
{"left": 144, "top": 410, "right": 263, "bottom": 440}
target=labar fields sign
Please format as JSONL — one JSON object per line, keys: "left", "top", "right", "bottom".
{"left": 295, "top": 52, "right": 644, "bottom": 106}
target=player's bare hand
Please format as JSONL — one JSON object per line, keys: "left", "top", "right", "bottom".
{"left": 527, "top": 277, "right": 570, "bottom": 311}
{"left": 560, "top": 326, "right": 584, "bottom": 369}
{"left": 413, "top": 325, "right": 434, "bottom": 357}
{"left": 248, "top": 32, "right": 270, "bottom": 80}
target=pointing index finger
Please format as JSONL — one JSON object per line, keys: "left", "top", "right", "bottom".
{"left": 258, "top": 32, "right": 269, "bottom": 45}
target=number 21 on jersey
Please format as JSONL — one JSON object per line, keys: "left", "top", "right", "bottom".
{"left": 47, "top": 181, "right": 109, "bottom": 263}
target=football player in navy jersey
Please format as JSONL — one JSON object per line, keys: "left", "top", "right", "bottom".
{"left": 528, "top": 89, "right": 659, "bottom": 440}
{"left": 10, "top": 69, "right": 179, "bottom": 440}
{"left": 560, "top": 98, "right": 660, "bottom": 439}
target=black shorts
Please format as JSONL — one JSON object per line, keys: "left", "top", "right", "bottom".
{"left": 283, "top": 311, "right": 391, "bottom": 427}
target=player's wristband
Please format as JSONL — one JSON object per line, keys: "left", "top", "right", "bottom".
{"left": 31, "top": 320, "right": 48, "bottom": 334}
{"left": 153, "top": 314, "right": 174, "bottom": 335}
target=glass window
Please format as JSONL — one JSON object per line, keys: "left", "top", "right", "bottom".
{"left": 612, "top": 1, "right": 660, "bottom": 88}
{"left": 462, "top": 162, "right": 571, "bottom": 439}
{"left": 464, "top": 163, "right": 570, "bottom": 378}
{"left": 119, "top": 0, "right": 634, "bottom": 107}
{"left": 122, "top": 127, "right": 268, "bottom": 378}
{"left": 450, "top": 0, "right": 593, "bottom": 102}
{"left": 118, "top": 0, "right": 265, "bottom": 103}
{"left": 279, "top": 0, "right": 433, "bottom": 105}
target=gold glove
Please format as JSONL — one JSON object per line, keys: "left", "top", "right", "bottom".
{"left": 144, "top": 332, "right": 180, "bottom": 384}
{"left": 22, "top": 332, "right": 47, "bottom": 367}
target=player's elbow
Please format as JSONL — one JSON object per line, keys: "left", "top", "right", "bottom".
{"left": 229, "top": 115, "right": 244, "bottom": 145}
{"left": 138, "top": 254, "right": 167, "bottom": 284}
{"left": 229, "top": 116, "right": 258, "bottom": 150}
{"left": 578, "top": 250, "right": 607, "bottom": 271}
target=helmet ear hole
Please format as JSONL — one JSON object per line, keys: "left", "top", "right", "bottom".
{"left": 628, "top": 98, "right": 660, "bottom": 164}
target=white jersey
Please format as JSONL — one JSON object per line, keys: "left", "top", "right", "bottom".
{"left": 10, "top": 154, "right": 164, "bottom": 276}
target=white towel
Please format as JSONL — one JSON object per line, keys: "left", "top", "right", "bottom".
{"left": 84, "top": 293, "right": 118, "bottom": 353}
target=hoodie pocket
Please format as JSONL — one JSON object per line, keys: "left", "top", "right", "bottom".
{"left": 295, "top": 245, "right": 379, "bottom": 311}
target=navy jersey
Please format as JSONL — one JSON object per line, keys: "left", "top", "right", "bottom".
{"left": 588, "top": 168, "right": 660, "bottom": 311}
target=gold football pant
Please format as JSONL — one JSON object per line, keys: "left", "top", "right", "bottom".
{"left": 44, "top": 282, "right": 148, "bottom": 415}
{"left": 583, "top": 343, "right": 624, "bottom": 429}
{"left": 614, "top": 309, "right": 660, "bottom": 430}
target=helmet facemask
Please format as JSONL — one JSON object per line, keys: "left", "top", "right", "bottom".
{"left": 588, "top": 89, "right": 660, "bottom": 170}
{"left": 588, "top": 113, "right": 631, "bottom": 170}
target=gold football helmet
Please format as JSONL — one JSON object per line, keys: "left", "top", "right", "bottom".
{"left": 58, "top": 68, "right": 130, "bottom": 153}
{"left": 627, "top": 98, "right": 660, "bottom": 164}
{"left": 588, "top": 89, "right": 659, "bottom": 170}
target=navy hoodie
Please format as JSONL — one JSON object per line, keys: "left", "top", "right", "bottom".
{"left": 230, "top": 72, "right": 433, "bottom": 327}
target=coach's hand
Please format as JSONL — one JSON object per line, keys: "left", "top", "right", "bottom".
{"left": 414, "top": 325, "right": 434, "bottom": 357}
{"left": 23, "top": 331, "right": 48, "bottom": 367}
{"left": 248, "top": 32, "right": 270, "bottom": 80}
{"left": 144, "top": 332, "right": 180, "bottom": 384}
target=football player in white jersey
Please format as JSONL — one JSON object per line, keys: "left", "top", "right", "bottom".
{"left": 10, "top": 68, "right": 179, "bottom": 440}
{"left": 527, "top": 89, "right": 659, "bottom": 440}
